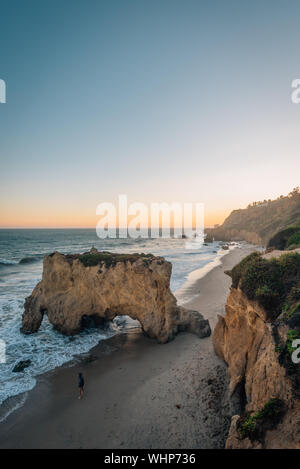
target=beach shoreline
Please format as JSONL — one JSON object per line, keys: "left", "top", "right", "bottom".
{"left": 0, "top": 244, "right": 257, "bottom": 449}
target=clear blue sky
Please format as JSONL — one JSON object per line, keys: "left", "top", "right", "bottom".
{"left": 0, "top": 0, "right": 300, "bottom": 227}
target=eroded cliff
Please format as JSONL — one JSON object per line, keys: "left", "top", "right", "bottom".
{"left": 206, "top": 188, "right": 300, "bottom": 246}
{"left": 213, "top": 251, "right": 300, "bottom": 449}
{"left": 21, "top": 249, "right": 211, "bottom": 343}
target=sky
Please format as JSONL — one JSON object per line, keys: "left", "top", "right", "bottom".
{"left": 0, "top": 0, "right": 300, "bottom": 228}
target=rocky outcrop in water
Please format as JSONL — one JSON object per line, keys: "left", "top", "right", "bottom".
{"left": 21, "top": 249, "right": 211, "bottom": 343}
{"left": 12, "top": 359, "right": 31, "bottom": 373}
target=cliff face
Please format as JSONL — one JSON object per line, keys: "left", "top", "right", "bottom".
{"left": 207, "top": 189, "right": 300, "bottom": 246}
{"left": 207, "top": 227, "right": 261, "bottom": 245}
{"left": 213, "top": 287, "right": 300, "bottom": 449}
{"left": 21, "top": 249, "right": 211, "bottom": 344}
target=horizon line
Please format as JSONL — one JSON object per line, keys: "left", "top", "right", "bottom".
{"left": 0, "top": 226, "right": 216, "bottom": 230}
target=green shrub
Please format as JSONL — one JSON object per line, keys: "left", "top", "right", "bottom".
{"left": 283, "top": 302, "right": 300, "bottom": 319}
{"left": 238, "top": 414, "right": 257, "bottom": 439}
{"left": 78, "top": 251, "right": 154, "bottom": 268}
{"left": 256, "top": 285, "right": 280, "bottom": 310}
{"left": 230, "top": 252, "right": 261, "bottom": 289}
{"left": 287, "top": 231, "right": 300, "bottom": 248}
{"left": 287, "top": 285, "right": 300, "bottom": 303}
{"left": 258, "top": 397, "right": 284, "bottom": 420}
{"left": 279, "top": 254, "right": 300, "bottom": 296}
{"left": 79, "top": 252, "right": 113, "bottom": 267}
{"left": 286, "top": 329, "right": 300, "bottom": 354}
{"left": 282, "top": 302, "right": 290, "bottom": 313}
{"left": 268, "top": 227, "right": 300, "bottom": 250}
{"left": 239, "top": 256, "right": 283, "bottom": 307}
{"left": 238, "top": 398, "right": 284, "bottom": 440}
{"left": 230, "top": 252, "right": 300, "bottom": 317}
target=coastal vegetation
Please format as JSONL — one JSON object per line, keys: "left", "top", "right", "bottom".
{"left": 207, "top": 187, "right": 300, "bottom": 246}
{"left": 286, "top": 329, "right": 300, "bottom": 355}
{"left": 229, "top": 251, "right": 300, "bottom": 318}
{"left": 78, "top": 251, "right": 154, "bottom": 268}
{"left": 267, "top": 226, "right": 300, "bottom": 250}
{"left": 237, "top": 398, "right": 285, "bottom": 441}
{"left": 228, "top": 250, "right": 300, "bottom": 392}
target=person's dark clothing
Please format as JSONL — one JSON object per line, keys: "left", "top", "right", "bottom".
{"left": 78, "top": 373, "right": 84, "bottom": 388}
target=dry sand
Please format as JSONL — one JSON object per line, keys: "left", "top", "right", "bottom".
{"left": 0, "top": 244, "right": 256, "bottom": 449}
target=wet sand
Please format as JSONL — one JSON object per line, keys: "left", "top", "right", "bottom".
{"left": 0, "top": 244, "right": 256, "bottom": 449}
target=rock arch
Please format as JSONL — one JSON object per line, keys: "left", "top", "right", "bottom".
{"left": 21, "top": 250, "right": 210, "bottom": 343}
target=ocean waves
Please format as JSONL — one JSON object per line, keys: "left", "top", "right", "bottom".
{"left": 0, "top": 229, "right": 231, "bottom": 420}
{"left": 18, "top": 257, "right": 41, "bottom": 265}
{"left": 0, "top": 256, "right": 42, "bottom": 268}
{"left": 0, "top": 259, "right": 18, "bottom": 267}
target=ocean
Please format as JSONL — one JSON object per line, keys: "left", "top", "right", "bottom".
{"left": 0, "top": 229, "right": 236, "bottom": 417}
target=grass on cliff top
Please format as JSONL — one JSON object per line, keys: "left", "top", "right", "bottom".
{"left": 229, "top": 251, "right": 300, "bottom": 318}
{"left": 78, "top": 251, "right": 154, "bottom": 268}
{"left": 237, "top": 398, "right": 284, "bottom": 441}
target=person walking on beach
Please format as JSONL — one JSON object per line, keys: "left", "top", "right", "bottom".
{"left": 78, "top": 372, "right": 85, "bottom": 399}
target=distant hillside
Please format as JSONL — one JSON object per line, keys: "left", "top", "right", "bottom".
{"left": 207, "top": 188, "right": 300, "bottom": 246}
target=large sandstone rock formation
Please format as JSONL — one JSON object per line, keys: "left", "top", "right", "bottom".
{"left": 213, "top": 287, "right": 300, "bottom": 449}
{"left": 21, "top": 249, "right": 211, "bottom": 343}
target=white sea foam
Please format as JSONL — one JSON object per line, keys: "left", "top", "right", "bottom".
{"left": 175, "top": 243, "right": 241, "bottom": 305}
{"left": 0, "top": 393, "right": 28, "bottom": 424}
{"left": 0, "top": 229, "right": 227, "bottom": 419}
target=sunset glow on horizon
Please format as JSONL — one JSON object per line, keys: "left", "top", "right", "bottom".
{"left": 0, "top": 201, "right": 229, "bottom": 229}
{"left": 1, "top": 1, "right": 300, "bottom": 229}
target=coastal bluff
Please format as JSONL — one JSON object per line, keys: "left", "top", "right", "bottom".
{"left": 21, "top": 249, "right": 211, "bottom": 343}
{"left": 213, "top": 251, "right": 300, "bottom": 449}
{"left": 206, "top": 188, "right": 300, "bottom": 246}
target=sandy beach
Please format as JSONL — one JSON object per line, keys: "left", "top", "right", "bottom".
{"left": 0, "top": 244, "right": 256, "bottom": 449}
